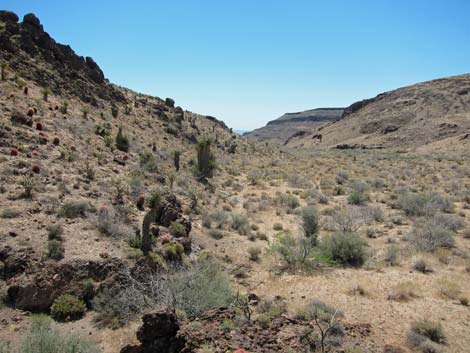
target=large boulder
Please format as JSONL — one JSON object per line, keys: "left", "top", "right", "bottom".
{"left": 121, "top": 309, "right": 186, "bottom": 353}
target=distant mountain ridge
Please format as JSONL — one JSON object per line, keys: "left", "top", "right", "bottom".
{"left": 244, "top": 108, "right": 344, "bottom": 144}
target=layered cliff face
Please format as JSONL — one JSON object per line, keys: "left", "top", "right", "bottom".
{"left": 0, "top": 11, "right": 125, "bottom": 104}
{"left": 244, "top": 108, "right": 344, "bottom": 144}
{"left": 284, "top": 74, "right": 470, "bottom": 151}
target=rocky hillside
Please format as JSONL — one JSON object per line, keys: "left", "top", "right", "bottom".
{"left": 244, "top": 108, "right": 343, "bottom": 144}
{"left": 284, "top": 74, "right": 470, "bottom": 151}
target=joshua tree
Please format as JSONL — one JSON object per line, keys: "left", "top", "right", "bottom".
{"left": 196, "top": 138, "right": 216, "bottom": 181}
{"left": 141, "top": 192, "right": 161, "bottom": 256}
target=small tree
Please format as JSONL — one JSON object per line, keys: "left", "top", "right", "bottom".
{"left": 196, "top": 138, "right": 216, "bottom": 181}
{"left": 115, "top": 127, "right": 129, "bottom": 152}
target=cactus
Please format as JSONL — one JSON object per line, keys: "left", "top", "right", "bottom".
{"left": 10, "top": 147, "right": 19, "bottom": 156}
{"left": 196, "top": 138, "right": 216, "bottom": 181}
{"left": 53, "top": 137, "right": 60, "bottom": 145}
{"left": 32, "top": 164, "right": 41, "bottom": 173}
{"left": 141, "top": 192, "right": 161, "bottom": 256}
{"left": 173, "top": 150, "right": 181, "bottom": 171}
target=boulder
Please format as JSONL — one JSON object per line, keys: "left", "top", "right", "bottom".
{"left": 11, "top": 110, "right": 33, "bottom": 127}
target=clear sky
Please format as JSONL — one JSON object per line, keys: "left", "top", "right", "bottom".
{"left": 3, "top": 1, "right": 470, "bottom": 130}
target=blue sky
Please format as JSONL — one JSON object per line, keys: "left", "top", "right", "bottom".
{"left": 3, "top": 1, "right": 470, "bottom": 130}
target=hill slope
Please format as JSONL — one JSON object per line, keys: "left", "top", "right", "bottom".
{"left": 244, "top": 108, "right": 344, "bottom": 144}
{"left": 284, "top": 74, "right": 470, "bottom": 151}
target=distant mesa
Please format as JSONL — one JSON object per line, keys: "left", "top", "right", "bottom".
{"left": 244, "top": 108, "right": 344, "bottom": 144}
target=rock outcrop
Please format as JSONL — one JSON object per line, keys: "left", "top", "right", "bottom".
{"left": 0, "top": 11, "right": 125, "bottom": 104}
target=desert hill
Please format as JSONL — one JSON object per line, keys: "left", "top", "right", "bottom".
{"left": 284, "top": 74, "right": 470, "bottom": 151}
{"left": 244, "top": 108, "right": 343, "bottom": 144}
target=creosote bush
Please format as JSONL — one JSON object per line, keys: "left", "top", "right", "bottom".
{"left": 270, "top": 232, "right": 317, "bottom": 270}
{"left": 300, "top": 205, "right": 320, "bottom": 239}
{"left": 407, "top": 319, "right": 446, "bottom": 351}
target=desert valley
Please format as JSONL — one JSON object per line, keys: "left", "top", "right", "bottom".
{"left": 0, "top": 9, "right": 470, "bottom": 353}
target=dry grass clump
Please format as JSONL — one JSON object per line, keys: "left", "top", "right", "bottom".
{"left": 436, "top": 279, "right": 461, "bottom": 300}
{"left": 387, "top": 281, "right": 418, "bottom": 302}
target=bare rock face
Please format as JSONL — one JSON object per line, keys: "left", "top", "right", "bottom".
{"left": 121, "top": 309, "right": 186, "bottom": 353}
{"left": 0, "top": 11, "right": 125, "bottom": 103}
{"left": 7, "top": 258, "right": 124, "bottom": 312}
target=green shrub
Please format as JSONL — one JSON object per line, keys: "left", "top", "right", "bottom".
{"left": 58, "top": 199, "right": 91, "bottom": 218}
{"left": 115, "top": 127, "right": 129, "bottom": 152}
{"left": 269, "top": 232, "right": 317, "bottom": 270}
{"left": 47, "top": 240, "right": 64, "bottom": 260}
{"left": 128, "top": 232, "right": 143, "bottom": 249}
{"left": 231, "top": 213, "right": 250, "bottom": 235}
{"left": 51, "top": 294, "right": 86, "bottom": 322}
{"left": 300, "top": 205, "right": 320, "bottom": 239}
{"left": 295, "top": 300, "right": 344, "bottom": 322}
{"left": 407, "top": 319, "right": 446, "bottom": 349}
{"left": 208, "top": 229, "right": 224, "bottom": 239}
{"left": 20, "top": 314, "right": 100, "bottom": 353}
{"left": 320, "top": 232, "right": 368, "bottom": 267}
{"left": 170, "top": 256, "right": 233, "bottom": 317}
{"left": 169, "top": 222, "right": 186, "bottom": 238}
{"left": 347, "top": 191, "right": 368, "bottom": 205}
{"left": 162, "top": 242, "right": 184, "bottom": 261}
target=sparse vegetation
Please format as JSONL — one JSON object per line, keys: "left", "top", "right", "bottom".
{"left": 51, "top": 294, "right": 87, "bottom": 322}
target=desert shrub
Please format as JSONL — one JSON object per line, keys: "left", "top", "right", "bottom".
{"left": 413, "top": 256, "right": 433, "bottom": 273}
{"left": 363, "top": 205, "right": 385, "bottom": 223}
{"left": 0, "top": 342, "right": 10, "bottom": 353}
{"left": 20, "top": 314, "right": 100, "bottom": 353}
{"left": 431, "top": 213, "right": 464, "bottom": 232}
{"left": 169, "top": 222, "right": 186, "bottom": 238}
{"left": 51, "top": 294, "right": 86, "bottom": 322}
{"left": 462, "top": 228, "right": 470, "bottom": 239}
{"left": 19, "top": 175, "right": 35, "bottom": 198}
{"left": 247, "top": 246, "right": 262, "bottom": 261}
{"left": 295, "top": 300, "right": 343, "bottom": 322}
{"left": 384, "top": 245, "right": 400, "bottom": 266}
{"left": 269, "top": 232, "right": 317, "bottom": 270}
{"left": 170, "top": 256, "right": 233, "bottom": 317}
{"left": 273, "top": 222, "right": 283, "bottom": 231}
{"left": 330, "top": 207, "right": 365, "bottom": 232}
{"left": 0, "top": 207, "right": 21, "bottom": 218}
{"left": 320, "top": 232, "right": 368, "bottom": 267}
{"left": 58, "top": 199, "right": 91, "bottom": 218}
{"left": 300, "top": 205, "right": 320, "bottom": 239}
{"left": 47, "top": 240, "right": 64, "bottom": 260}
{"left": 162, "top": 242, "right": 184, "bottom": 262}
{"left": 347, "top": 191, "right": 368, "bottom": 205}
{"left": 398, "top": 192, "right": 454, "bottom": 217}
{"left": 115, "top": 127, "right": 129, "bottom": 152}
{"left": 139, "top": 150, "right": 158, "bottom": 172}
{"left": 94, "top": 206, "right": 131, "bottom": 238}
{"left": 231, "top": 213, "right": 250, "bottom": 235}
{"left": 47, "top": 223, "right": 63, "bottom": 240}
{"left": 407, "top": 319, "right": 446, "bottom": 349}
{"left": 437, "top": 279, "right": 461, "bottom": 300}
{"left": 388, "top": 281, "right": 417, "bottom": 301}
{"left": 208, "top": 229, "right": 224, "bottom": 239}
{"left": 408, "top": 218, "right": 455, "bottom": 251}
{"left": 351, "top": 179, "right": 369, "bottom": 193}
{"left": 258, "top": 296, "right": 287, "bottom": 318}
{"left": 206, "top": 210, "right": 230, "bottom": 229}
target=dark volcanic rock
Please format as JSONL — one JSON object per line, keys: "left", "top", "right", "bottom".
{"left": 0, "top": 11, "right": 125, "bottom": 103}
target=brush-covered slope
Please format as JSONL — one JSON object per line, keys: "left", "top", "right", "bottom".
{"left": 244, "top": 108, "right": 343, "bottom": 144}
{"left": 285, "top": 74, "right": 470, "bottom": 151}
